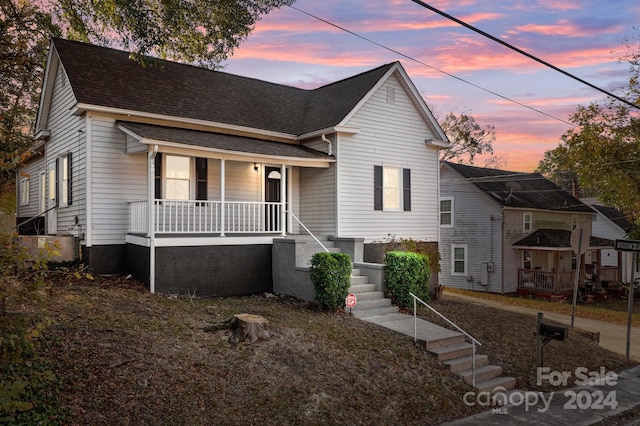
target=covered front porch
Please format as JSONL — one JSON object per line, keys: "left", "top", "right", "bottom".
{"left": 120, "top": 121, "right": 335, "bottom": 241}
{"left": 513, "top": 229, "right": 617, "bottom": 297}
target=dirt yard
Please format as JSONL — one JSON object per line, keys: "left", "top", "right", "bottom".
{"left": 20, "top": 274, "right": 640, "bottom": 425}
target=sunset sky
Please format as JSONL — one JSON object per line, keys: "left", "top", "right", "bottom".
{"left": 222, "top": 0, "right": 640, "bottom": 172}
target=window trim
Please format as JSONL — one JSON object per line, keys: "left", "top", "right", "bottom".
{"left": 58, "top": 153, "right": 72, "bottom": 207}
{"left": 571, "top": 214, "right": 578, "bottom": 230}
{"left": 20, "top": 177, "right": 30, "bottom": 206}
{"left": 374, "top": 165, "right": 410, "bottom": 212}
{"left": 440, "top": 197, "right": 454, "bottom": 228}
{"left": 523, "top": 211, "right": 532, "bottom": 233}
{"left": 164, "top": 154, "right": 191, "bottom": 201}
{"left": 158, "top": 155, "right": 208, "bottom": 202}
{"left": 451, "top": 244, "right": 468, "bottom": 276}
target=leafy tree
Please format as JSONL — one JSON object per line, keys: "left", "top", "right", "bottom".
{"left": 537, "top": 35, "right": 640, "bottom": 236}
{"left": 0, "top": 0, "right": 294, "bottom": 209}
{"left": 439, "top": 111, "right": 497, "bottom": 165}
{"left": 55, "top": 0, "right": 294, "bottom": 69}
{"left": 0, "top": 0, "right": 60, "bottom": 208}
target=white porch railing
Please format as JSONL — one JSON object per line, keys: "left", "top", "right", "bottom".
{"left": 128, "top": 200, "right": 283, "bottom": 234}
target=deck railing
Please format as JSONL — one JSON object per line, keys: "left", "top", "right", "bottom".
{"left": 518, "top": 267, "right": 620, "bottom": 293}
{"left": 128, "top": 200, "right": 283, "bottom": 234}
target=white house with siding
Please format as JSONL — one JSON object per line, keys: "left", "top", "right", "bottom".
{"left": 439, "top": 162, "right": 616, "bottom": 296}
{"left": 17, "top": 38, "right": 447, "bottom": 297}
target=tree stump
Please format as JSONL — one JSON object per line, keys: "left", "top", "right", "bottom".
{"left": 227, "top": 314, "right": 270, "bottom": 343}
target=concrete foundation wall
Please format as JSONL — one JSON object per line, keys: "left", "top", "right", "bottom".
{"left": 272, "top": 239, "right": 316, "bottom": 302}
{"left": 83, "top": 244, "right": 126, "bottom": 274}
{"left": 19, "top": 235, "right": 79, "bottom": 263}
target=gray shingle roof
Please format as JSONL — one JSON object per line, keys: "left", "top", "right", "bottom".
{"left": 513, "top": 228, "right": 613, "bottom": 249}
{"left": 591, "top": 205, "right": 633, "bottom": 233}
{"left": 117, "top": 121, "right": 332, "bottom": 160}
{"left": 444, "top": 162, "right": 594, "bottom": 213}
{"left": 53, "top": 38, "right": 395, "bottom": 136}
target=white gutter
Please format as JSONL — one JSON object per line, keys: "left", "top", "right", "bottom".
{"left": 321, "top": 133, "right": 333, "bottom": 156}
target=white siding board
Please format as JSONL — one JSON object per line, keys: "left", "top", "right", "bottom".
{"left": 439, "top": 166, "right": 504, "bottom": 293}
{"left": 336, "top": 73, "right": 440, "bottom": 241}
{"left": 299, "top": 136, "right": 336, "bottom": 236}
{"left": 90, "top": 116, "right": 146, "bottom": 245}
{"left": 44, "top": 65, "right": 87, "bottom": 238}
{"left": 17, "top": 156, "right": 45, "bottom": 218}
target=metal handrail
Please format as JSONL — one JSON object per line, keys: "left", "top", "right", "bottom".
{"left": 409, "top": 292, "right": 482, "bottom": 388}
{"left": 13, "top": 205, "right": 57, "bottom": 230}
{"left": 285, "top": 210, "right": 329, "bottom": 253}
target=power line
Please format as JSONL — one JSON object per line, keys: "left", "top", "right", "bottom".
{"left": 411, "top": 0, "right": 640, "bottom": 111}
{"left": 288, "top": 5, "right": 575, "bottom": 127}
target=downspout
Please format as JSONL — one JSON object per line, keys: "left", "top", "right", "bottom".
{"left": 321, "top": 133, "right": 333, "bottom": 156}
{"left": 148, "top": 145, "right": 158, "bottom": 293}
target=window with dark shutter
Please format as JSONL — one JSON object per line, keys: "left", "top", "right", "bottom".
{"left": 67, "top": 153, "right": 72, "bottom": 206}
{"left": 374, "top": 165, "right": 383, "bottom": 210}
{"left": 403, "top": 168, "right": 411, "bottom": 211}
{"left": 154, "top": 153, "right": 162, "bottom": 199}
{"left": 196, "top": 158, "right": 207, "bottom": 200}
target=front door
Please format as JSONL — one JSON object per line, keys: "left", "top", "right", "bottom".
{"left": 265, "top": 167, "right": 281, "bottom": 232}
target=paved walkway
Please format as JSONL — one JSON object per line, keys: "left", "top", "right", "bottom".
{"left": 446, "top": 291, "right": 640, "bottom": 362}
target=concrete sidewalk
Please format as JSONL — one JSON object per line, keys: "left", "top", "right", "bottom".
{"left": 446, "top": 291, "right": 640, "bottom": 362}
{"left": 443, "top": 292, "right": 640, "bottom": 425}
{"left": 445, "top": 365, "right": 640, "bottom": 425}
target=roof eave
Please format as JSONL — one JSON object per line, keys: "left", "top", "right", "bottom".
{"left": 78, "top": 103, "right": 299, "bottom": 143}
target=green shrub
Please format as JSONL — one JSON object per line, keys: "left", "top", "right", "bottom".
{"left": 385, "top": 251, "right": 430, "bottom": 308}
{"left": 0, "top": 232, "right": 58, "bottom": 422}
{"left": 310, "top": 252, "right": 351, "bottom": 310}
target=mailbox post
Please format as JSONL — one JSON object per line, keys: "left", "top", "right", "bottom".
{"left": 536, "top": 312, "right": 568, "bottom": 368}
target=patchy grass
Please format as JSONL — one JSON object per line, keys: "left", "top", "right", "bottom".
{"left": 15, "top": 274, "right": 640, "bottom": 425}
{"left": 445, "top": 287, "right": 640, "bottom": 327}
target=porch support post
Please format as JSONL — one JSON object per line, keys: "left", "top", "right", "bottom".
{"left": 280, "top": 164, "right": 286, "bottom": 236}
{"left": 220, "top": 159, "right": 226, "bottom": 237}
{"left": 287, "top": 166, "right": 293, "bottom": 234}
{"left": 554, "top": 252, "right": 560, "bottom": 292}
{"left": 148, "top": 145, "right": 158, "bottom": 294}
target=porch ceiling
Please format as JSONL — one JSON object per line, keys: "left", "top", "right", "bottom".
{"left": 117, "top": 121, "right": 334, "bottom": 166}
{"left": 513, "top": 228, "right": 614, "bottom": 250}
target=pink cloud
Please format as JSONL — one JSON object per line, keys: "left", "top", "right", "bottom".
{"left": 514, "top": 20, "right": 623, "bottom": 37}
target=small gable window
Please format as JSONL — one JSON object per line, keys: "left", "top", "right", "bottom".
{"left": 386, "top": 87, "right": 395, "bottom": 104}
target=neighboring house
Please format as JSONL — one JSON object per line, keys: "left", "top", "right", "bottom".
{"left": 439, "top": 162, "right": 616, "bottom": 296}
{"left": 586, "top": 201, "right": 636, "bottom": 284}
{"left": 17, "top": 38, "right": 448, "bottom": 296}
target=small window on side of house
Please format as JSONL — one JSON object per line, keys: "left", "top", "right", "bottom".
{"left": 451, "top": 244, "right": 467, "bottom": 276}
{"left": 523, "top": 211, "right": 532, "bottom": 232}
{"left": 20, "top": 177, "right": 30, "bottom": 206}
{"left": 571, "top": 215, "right": 578, "bottom": 230}
{"left": 440, "top": 197, "right": 453, "bottom": 227}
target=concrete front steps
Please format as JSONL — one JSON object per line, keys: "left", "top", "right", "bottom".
{"left": 427, "top": 333, "right": 516, "bottom": 393}
{"left": 348, "top": 268, "right": 398, "bottom": 319}
{"left": 349, "top": 269, "right": 515, "bottom": 393}
{"left": 302, "top": 243, "right": 515, "bottom": 393}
